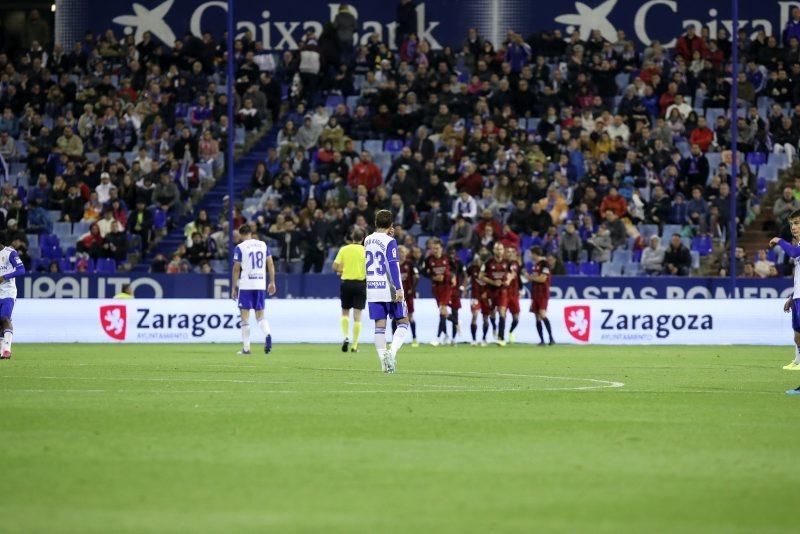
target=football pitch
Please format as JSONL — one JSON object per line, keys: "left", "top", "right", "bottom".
{"left": 1, "top": 343, "right": 799, "bottom": 533}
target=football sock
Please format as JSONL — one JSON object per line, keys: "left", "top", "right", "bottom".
{"left": 352, "top": 321, "right": 361, "bottom": 348}
{"left": 258, "top": 318, "right": 271, "bottom": 336}
{"left": 241, "top": 322, "right": 251, "bottom": 352}
{"left": 490, "top": 316, "right": 497, "bottom": 331}
{"left": 410, "top": 320, "right": 417, "bottom": 340}
{"left": 470, "top": 322, "right": 477, "bottom": 341}
{"left": 391, "top": 323, "right": 409, "bottom": 355}
{"left": 391, "top": 320, "right": 397, "bottom": 334}
{"left": 438, "top": 315, "right": 447, "bottom": 337}
{"left": 2, "top": 329, "right": 12, "bottom": 352}
{"left": 374, "top": 327, "right": 386, "bottom": 359}
{"left": 510, "top": 317, "right": 519, "bottom": 333}
{"left": 536, "top": 320, "right": 544, "bottom": 343}
{"left": 450, "top": 313, "right": 458, "bottom": 339}
{"left": 340, "top": 316, "right": 349, "bottom": 339}
{"left": 482, "top": 320, "right": 489, "bottom": 340}
{"left": 543, "top": 318, "right": 553, "bottom": 341}
{"left": 794, "top": 345, "right": 800, "bottom": 364}
{"left": 498, "top": 317, "right": 506, "bottom": 340}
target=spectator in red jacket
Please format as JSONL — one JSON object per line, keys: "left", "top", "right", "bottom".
{"left": 347, "top": 151, "right": 383, "bottom": 191}
{"left": 599, "top": 187, "right": 628, "bottom": 218}
{"left": 474, "top": 209, "right": 502, "bottom": 238}
{"left": 675, "top": 25, "right": 707, "bottom": 61}
{"left": 455, "top": 162, "right": 483, "bottom": 196}
{"left": 658, "top": 82, "right": 679, "bottom": 117}
{"left": 689, "top": 117, "right": 714, "bottom": 152}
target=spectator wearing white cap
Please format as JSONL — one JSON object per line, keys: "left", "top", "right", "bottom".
{"left": 96, "top": 172, "right": 114, "bottom": 204}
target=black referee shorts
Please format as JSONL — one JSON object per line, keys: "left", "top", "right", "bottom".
{"left": 340, "top": 279, "right": 366, "bottom": 310}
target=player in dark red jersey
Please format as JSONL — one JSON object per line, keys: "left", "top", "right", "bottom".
{"left": 467, "top": 255, "right": 489, "bottom": 345}
{"left": 528, "top": 246, "right": 555, "bottom": 345}
{"left": 480, "top": 242, "right": 511, "bottom": 346}
{"left": 424, "top": 238, "right": 454, "bottom": 346}
{"left": 447, "top": 245, "right": 467, "bottom": 345}
{"left": 398, "top": 245, "right": 419, "bottom": 347}
{"left": 504, "top": 246, "right": 522, "bottom": 343}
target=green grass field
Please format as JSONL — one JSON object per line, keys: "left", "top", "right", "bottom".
{"left": 1, "top": 343, "right": 799, "bottom": 533}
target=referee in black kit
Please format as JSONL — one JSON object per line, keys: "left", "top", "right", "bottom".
{"left": 333, "top": 228, "right": 367, "bottom": 352}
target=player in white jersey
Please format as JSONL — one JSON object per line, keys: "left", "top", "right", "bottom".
{"left": 365, "top": 210, "right": 410, "bottom": 373}
{"left": 0, "top": 241, "right": 26, "bottom": 359}
{"left": 232, "top": 225, "right": 276, "bottom": 355}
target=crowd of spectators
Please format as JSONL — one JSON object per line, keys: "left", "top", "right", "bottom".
{"left": 0, "top": 9, "right": 268, "bottom": 273}
{"left": 5, "top": 3, "right": 800, "bottom": 278}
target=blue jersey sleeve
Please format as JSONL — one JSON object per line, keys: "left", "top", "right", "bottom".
{"left": 4, "top": 251, "right": 25, "bottom": 279}
{"left": 778, "top": 239, "right": 800, "bottom": 259}
{"left": 233, "top": 244, "right": 242, "bottom": 263}
{"left": 386, "top": 239, "right": 401, "bottom": 288}
{"left": 264, "top": 243, "right": 272, "bottom": 257}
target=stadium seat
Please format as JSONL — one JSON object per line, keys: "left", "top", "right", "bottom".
{"left": 363, "top": 139, "right": 383, "bottom": 154}
{"left": 579, "top": 261, "right": 600, "bottom": 276}
{"left": 705, "top": 108, "right": 725, "bottom": 125}
{"left": 457, "top": 249, "right": 473, "bottom": 266}
{"left": 526, "top": 118, "right": 540, "bottom": 132}
{"left": 757, "top": 164, "right": 779, "bottom": 182}
{"left": 768, "top": 152, "right": 790, "bottom": 169}
{"left": 601, "top": 261, "right": 623, "bottom": 276}
{"left": 756, "top": 177, "right": 768, "bottom": 196}
{"left": 384, "top": 139, "right": 404, "bottom": 155}
{"left": 152, "top": 209, "right": 167, "bottom": 230}
{"left": 690, "top": 250, "right": 700, "bottom": 270}
{"left": 676, "top": 141, "right": 691, "bottom": 159}
{"left": 325, "top": 95, "right": 344, "bottom": 109}
{"left": 351, "top": 140, "right": 362, "bottom": 153}
{"left": 746, "top": 152, "right": 767, "bottom": 168}
{"left": 209, "top": 259, "right": 227, "bottom": 273}
{"left": 59, "top": 258, "right": 73, "bottom": 273}
{"left": 624, "top": 262, "right": 643, "bottom": 276}
{"left": 95, "top": 258, "right": 117, "bottom": 273}
{"left": 72, "top": 222, "right": 91, "bottom": 236}
{"left": 53, "top": 222, "right": 71, "bottom": 238}
{"left": 661, "top": 224, "right": 683, "bottom": 238}
{"left": 705, "top": 152, "right": 722, "bottom": 177}
{"left": 47, "top": 210, "right": 61, "bottom": 222}
{"left": 565, "top": 261, "right": 579, "bottom": 275}
{"left": 417, "top": 235, "right": 430, "bottom": 249}
{"left": 611, "top": 249, "right": 632, "bottom": 264}
{"left": 345, "top": 96, "right": 360, "bottom": 112}
{"left": 691, "top": 236, "right": 713, "bottom": 256}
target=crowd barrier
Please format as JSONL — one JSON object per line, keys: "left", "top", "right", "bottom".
{"left": 14, "top": 298, "right": 789, "bottom": 345}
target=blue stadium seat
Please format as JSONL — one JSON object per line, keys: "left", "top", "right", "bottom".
{"left": 417, "top": 235, "right": 430, "bottom": 249}
{"left": 756, "top": 177, "right": 768, "bottom": 196}
{"left": 705, "top": 108, "right": 725, "bottom": 125}
{"left": 384, "top": 139, "right": 404, "bottom": 155}
{"left": 95, "top": 258, "right": 117, "bottom": 273}
{"left": 624, "top": 262, "right": 643, "bottom": 276}
{"left": 768, "top": 152, "right": 790, "bottom": 169}
{"left": 758, "top": 164, "right": 779, "bottom": 181}
{"left": 661, "top": 224, "right": 683, "bottom": 238}
{"left": 690, "top": 250, "right": 700, "bottom": 270}
{"left": 72, "top": 222, "right": 91, "bottom": 236}
{"left": 325, "top": 95, "right": 345, "bottom": 109}
{"left": 691, "top": 236, "right": 713, "bottom": 256}
{"left": 611, "top": 249, "right": 632, "bottom": 264}
{"left": 565, "top": 261, "right": 579, "bottom": 275}
{"left": 351, "top": 140, "right": 363, "bottom": 153}
{"left": 601, "top": 261, "right": 623, "bottom": 276}
{"left": 53, "top": 222, "right": 71, "bottom": 238}
{"left": 746, "top": 152, "right": 767, "bottom": 168}
{"left": 579, "top": 261, "right": 600, "bottom": 276}
{"left": 363, "top": 139, "right": 383, "bottom": 154}
{"left": 345, "top": 96, "right": 360, "bottom": 112}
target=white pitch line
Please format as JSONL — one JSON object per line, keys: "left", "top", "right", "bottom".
{"left": 0, "top": 369, "right": 626, "bottom": 393}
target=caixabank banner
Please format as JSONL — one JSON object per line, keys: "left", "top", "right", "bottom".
{"left": 78, "top": 0, "right": 800, "bottom": 52}
{"left": 9, "top": 298, "right": 791, "bottom": 345}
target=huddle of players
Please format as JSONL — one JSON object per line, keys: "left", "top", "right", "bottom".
{"left": 397, "top": 238, "right": 556, "bottom": 347}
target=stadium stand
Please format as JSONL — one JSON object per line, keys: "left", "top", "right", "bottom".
{"left": 4, "top": 6, "right": 800, "bottom": 279}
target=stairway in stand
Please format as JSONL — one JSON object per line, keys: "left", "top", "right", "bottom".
{"left": 131, "top": 135, "right": 273, "bottom": 272}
